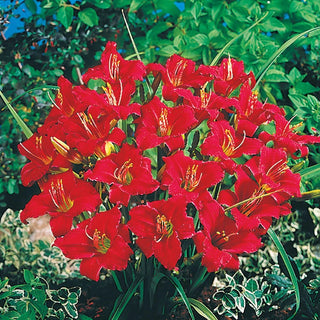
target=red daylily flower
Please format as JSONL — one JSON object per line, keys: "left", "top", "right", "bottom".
{"left": 259, "top": 114, "right": 320, "bottom": 158}
{"left": 54, "top": 207, "right": 132, "bottom": 281}
{"left": 54, "top": 76, "right": 88, "bottom": 117}
{"left": 134, "top": 96, "right": 197, "bottom": 151}
{"left": 178, "top": 88, "right": 237, "bottom": 123}
{"left": 199, "top": 57, "right": 255, "bottom": 97}
{"left": 194, "top": 200, "right": 262, "bottom": 272}
{"left": 18, "top": 132, "right": 70, "bottom": 186}
{"left": 147, "top": 54, "right": 212, "bottom": 102}
{"left": 234, "top": 84, "right": 285, "bottom": 136}
{"left": 63, "top": 105, "right": 125, "bottom": 158}
{"left": 160, "top": 151, "right": 224, "bottom": 207}
{"left": 85, "top": 144, "right": 159, "bottom": 206}
{"left": 128, "top": 196, "right": 195, "bottom": 270}
{"left": 20, "top": 170, "right": 101, "bottom": 237}
{"left": 245, "top": 146, "right": 301, "bottom": 203}
{"left": 201, "top": 120, "right": 263, "bottom": 173}
{"left": 82, "top": 41, "right": 146, "bottom": 84}
{"left": 218, "top": 167, "right": 291, "bottom": 231}
{"left": 78, "top": 80, "right": 141, "bottom": 119}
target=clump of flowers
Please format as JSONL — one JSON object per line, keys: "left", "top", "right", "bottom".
{"left": 18, "top": 42, "right": 320, "bottom": 281}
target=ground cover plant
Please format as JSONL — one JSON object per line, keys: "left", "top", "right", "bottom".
{"left": 1, "top": 1, "right": 320, "bottom": 319}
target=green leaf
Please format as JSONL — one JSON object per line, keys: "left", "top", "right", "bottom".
{"left": 25, "top": 0, "right": 38, "bottom": 14}
{"left": 245, "top": 279, "right": 258, "bottom": 292}
{"left": 57, "top": 6, "right": 74, "bottom": 29}
{"left": 164, "top": 273, "right": 195, "bottom": 320}
{"left": 30, "top": 290, "right": 48, "bottom": 319}
{"left": 221, "top": 293, "right": 236, "bottom": 309}
{"left": 187, "top": 298, "right": 218, "bottom": 320}
{"left": 300, "top": 163, "right": 320, "bottom": 182}
{"left": 158, "top": 45, "right": 178, "bottom": 57}
{"left": 129, "top": 0, "right": 147, "bottom": 11}
{"left": 23, "top": 270, "right": 35, "bottom": 284}
{"left": 268, "top": 228, "right": 301, "bottom": 320}
{"left": 109, "top": 276, "right": 143, "bottom": 320}
{"left": 79, "top": 8, "right": 99, "bottom": 27}
{"left": 191, "top": 34, "right": 210, "bottom": 46}
{"left": 235, "top": 295, "right": 246, "bottom": 313}
{"left": 64, "top": 302, "right": 78, "bottom": 318}
{"left": 0, "top": 278, "right": 9, "bottom": 291}
{"left": 264, "top": 69, "right": 289, "bottom": 83}
{"left": 149, "top": 272, "right": 166, "bottom": 309}
{"left": 261, "top": 17, "right": 286, "bottom": 33}
{"left": 243, "top": 290, "right": 258, "bottom": 309}
{"left": 191, "top": 2, "right": 203, "bottom": 22}
{"left": 7, "top": 179, "right": 18, "bottom": 195}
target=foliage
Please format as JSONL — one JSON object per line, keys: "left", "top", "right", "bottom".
{"left": 0, "top": 270, "right": 82, "bottom": 320}
{"left": 0, "top": 209, "right": 81, "bottom": 284}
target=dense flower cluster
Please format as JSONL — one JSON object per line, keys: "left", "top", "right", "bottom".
{"left": 19, "top": 42, "right": 320, "bottom": 281}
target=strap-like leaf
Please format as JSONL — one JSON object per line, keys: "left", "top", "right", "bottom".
{"left": 299, "top": 163, "right": 320, "bottom": 182}
{"left": 163, "top": 273, "right": 195, "bottom": 320}
{"left": 268, "top": 228, "right": 301, "bottom": 320}
{"left": 254, "top": 26, "right": 320, "bottom": 89}
{"left": 0, "top": 91, "right": 33, "bottom": 138}
{"left": 108, "top": 275, "right": 143, "bottom": 320}
{"left": 187, "top": 298, "right": 218, "bottom": 320}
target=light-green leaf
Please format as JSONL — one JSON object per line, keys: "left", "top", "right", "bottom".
{"left": 79, "top": 8, "right": 99, "bottom": 27}
{"left": 57, "top": 6, "right": 74, "bottom": 29}
{"left": 187, "top": 298, "right": 218, "bottom": 320}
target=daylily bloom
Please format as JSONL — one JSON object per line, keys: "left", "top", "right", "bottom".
{"left": 234, "top": 83, "right": 285, "bottom": 136}
{"left": 244, "top": 146, "right": 301, "bottom": 203}
{"left": 18, "top": 132, "right": 70, "bottom": 186}
{"left": 85, "top": 143, "right": 159, "bottom": 206}
{"left": 63, "top": 105, "right": 125, "bottom": 158}
{"left": 134, "top": 96, "right": 197, "bottom": 151}
{"left": 82, "top": 41, "right": 146, "bottom": 84}
{"left": 177, "top": 88, "right": 237, "bottom": 123}
{"left": 199, "top": 57, "right": 255, "bottom": 97}
{"left": 201, "top": 120, "right": 263, "bottom": 173}
{"left": 147, "top": 54, "right": 212, "bottom": 102}
{"left": 54, "top": 207, "right": 132, "bottom": 281}
{"left": 259, "top": 114, "right": 320, "bottom": 158}
{"left": 193, "top": 199, "right": 262, "bottom": 272}
{"left": 218, "top": 167, "right": 291, "bottom": 231}
{"left": 54, "top": 76, "right": 88, "bottom": 117}
{"left": 160, "top": 151, "right": 224, "bottom": 207}
{"left": 20, "top": 170, "right": 101, "bottom": 237}
{"left": 128, "top": 196, "right": 195, "bottom": 270}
